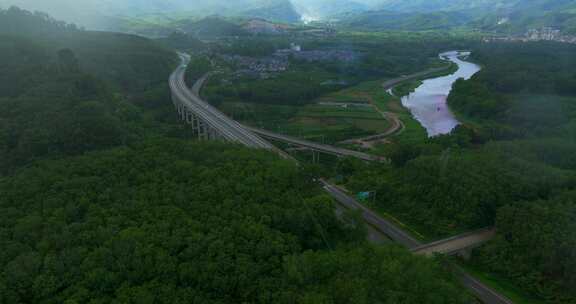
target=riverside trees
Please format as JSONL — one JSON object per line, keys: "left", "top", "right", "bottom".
{"left": 344, "top": 41, "right": 576, "bottom": 302}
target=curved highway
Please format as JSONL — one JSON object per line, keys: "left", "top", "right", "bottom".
{"left": 170, "top": 53, "right": 274, "bottom": 149}
{"left": 191, "top": 68, "right": 387, "bottom": 163}
{"left": 246, "top": 127, "right": 387, "bottom": 162}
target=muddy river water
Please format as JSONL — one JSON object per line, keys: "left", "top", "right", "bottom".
{"left": 400, "top": 51, "right": 481, "bottom": 137}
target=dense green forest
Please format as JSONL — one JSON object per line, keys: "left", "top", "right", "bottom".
{"left": 0, "top": 7, "right": 473, "bottom": 303}
{"left": 0, "top": 7, "right": 180, "bottom": 174}
{"left": 448, "top": 42, "right": 576, "bottom": 142}
{"left": 0, "top": 140, "right": 470, "bottom": 303}
{"left": 0, "top": 7, "right": 177, "bottom": 93}
{"left": 342, "top": 10, "right": 470, "bottom": 31}
{"left": 450, "top": 42, "right": 576, "bottom": 302}
{"left": 342, "top": 41, "right": 576, "bottom": 302}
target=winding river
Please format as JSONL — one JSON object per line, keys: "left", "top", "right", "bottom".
{"left": 400, "top": 51, "right": 481, "bottom": 137}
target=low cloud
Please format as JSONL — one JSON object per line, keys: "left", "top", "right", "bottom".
{"left": 0, "top": 0, "right": 388, "bottom": 29}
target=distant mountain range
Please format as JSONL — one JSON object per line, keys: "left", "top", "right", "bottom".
{"left": 342, "top": 10, "right": 472, "bottom": 31}
{"left": 175, "top": 17, "right": 249, "bottom": 38}
{"left": 476, "top": 0, "right": 576, "bottom": 34}
{"left": 341, "top": 0, "right": 576, "bottom": 33}
{"left": 374, "top": 0, "right": 516, "bottom": 13}
{"left": 1, "top": 0, "right": 575, "bottom": 33}
{"left": 292, "top": 0, "right": 371, "bottom": 22}
{"left": 0, "top": 0, "right": 302, "bottom": 27}
{"left": 241, "top": 0, "right": 300, "bottom": 23}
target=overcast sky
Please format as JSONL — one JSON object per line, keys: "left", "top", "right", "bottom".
{"left": 0, "top": 0, "right": 389, "bottom": 28}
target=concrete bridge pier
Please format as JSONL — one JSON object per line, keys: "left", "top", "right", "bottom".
{"left": 185, "top": 112, "right": 199, "bottom": 137}
{"left": 185, "top": 111, "right": 193, "bottom": 124}
{"left": 209, "top": 128, "right": 220, "bottom": 141}
{"left": 312, "top": 150, "right": 320, "bottom": 164}
{"left": 197, "top": 120, "right": 217, "bottom": 142}
{"left": 171, "top": 93, "right": 178, "bottom": 109}
{"left": 189, "top": 114, "right": 200, "bottom": 135}
{"left": 197, "top": 120, "right": 208, "bottom": 140}
{"left": 178, "top": 105, "right": 187, "bottom": 121}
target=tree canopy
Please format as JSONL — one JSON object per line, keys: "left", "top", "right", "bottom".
{"left": 0, "top": 140, "right": 470, "bottom": 303}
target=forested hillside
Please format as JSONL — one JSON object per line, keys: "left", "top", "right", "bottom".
{"left": 342, "top": 0, "right": 576, "bottom": 33}
{"left": 447, "top": 41, "right": 576, "bottom": 302}
{"left": 449, "top": 42, "right": 576, "bottom": 138}
{"left": 342, "top": 10, "right": 471, "bottom": 31}
{"left": 0, "top": 7, "right": 178, "bottom": 174}
{"left": 476, "top": 0, "right": 576, "bottom": 34}
{"left": 340, "top": 41, "right": 576, "bottom": 302}
{"left": 0, "top": 7, "right": 177, "bottom": 92}
{"left": 0, "top": 7, "right": 472, "bottom": 303}
{"left": 0, "top": 140, "right": 470, "bottom": 303}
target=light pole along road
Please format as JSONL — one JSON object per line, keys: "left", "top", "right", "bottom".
{"left": 170, "top": 53, "right": 513, "bottom": 304}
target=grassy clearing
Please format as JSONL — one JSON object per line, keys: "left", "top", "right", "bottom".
{"left": 315, "top": 76, "right": 429, "bottom": 148}
{"left": 318, "top": 80, "right": 386, "bottom": 104}
{"left": 219, "top": 102, "right": 390, "bottom": 143}
{"left": 393, "top": 80, "right": 423, "bottom": 97}
{"left": 299, "top": 104, "right": 382, "bottom": 119}
{"left": 373, "top": 91, "right": 428, "bottom": 146}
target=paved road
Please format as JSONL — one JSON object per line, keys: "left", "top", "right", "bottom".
{"left": 247, "top": 127, "right": 387, "bottom": 163}
{"left": 413, "top": 228, "right": 496, "bottom": 256}
{"left": 192, "top": 72, "right": 386, "bottom": 163}
{"left": 457, "top": 268, "right": 514, "bottom": 304}
{"left": 170, "top": 53, "right": 274, "bottom": 149}
{"left": 320, "top": 179, "right": 512, "bottom": 304}
{"left": 320, "top": 179, "right": 421, "bottom": 248}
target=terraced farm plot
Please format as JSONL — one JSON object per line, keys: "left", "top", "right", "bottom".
{"left": 299, "top": 104, "right": 382, "bottom": 119}
{"left": 218, "top": 102, "right": 390, "bottom": 143}
{"left": 317, "top": 79, "right": 428, "bottom": 145}
{"left": 317, "top": 80, "right": 384, "bottom": 105}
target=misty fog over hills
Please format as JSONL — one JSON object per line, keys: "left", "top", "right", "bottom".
{"left": 1, "top": 0, "right": 575, "bottom": 32}
{"left": 0, "top": 0, "right": 304, "bottom": 28}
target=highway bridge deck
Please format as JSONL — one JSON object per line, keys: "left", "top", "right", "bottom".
{"left": 247, "top": 127, "right": 387, "bottom": 162}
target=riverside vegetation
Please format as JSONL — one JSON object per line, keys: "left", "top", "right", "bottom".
{"left": 341, "top": 41, "right": 576, "bottom": 303}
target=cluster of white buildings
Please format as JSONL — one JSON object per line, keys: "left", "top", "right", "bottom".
{"left": 221, "top": 41, "right": 359, "bottom": 80}
{"left": 484, "top": 27, "right": 576, "bottom": 44}
{"left": 221, "top": 54, "right": 289, "bottom": 79}
{"left": 274, "top": 44, "right": 359, "bottom": 63}
{"left": 242, "top": 19, "right": 289, "bottom": 35}
{"left": 526, "top": 27, "right": 562, "bottom": 41}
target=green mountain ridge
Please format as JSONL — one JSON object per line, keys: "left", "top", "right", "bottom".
{"left": 240, "top": 0, "right": 301, "bottom": 23}
{"left": 478, "top": 0, "right": 576, "bottom": 34}
{"left": 341, "top": 0, "right": 576, "bottom": 33}
{"left": 342, "top": 10, "right": 471, "bottom": 31}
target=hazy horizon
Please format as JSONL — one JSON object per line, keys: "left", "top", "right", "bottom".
{"left": 0, "top": 0, "right": 391, "bottom": 28}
